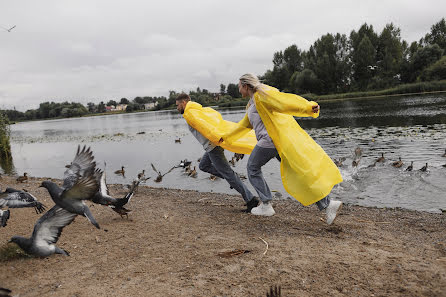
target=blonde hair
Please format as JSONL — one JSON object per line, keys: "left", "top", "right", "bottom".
{"left": 239, "top": 73, "right": 264, "bottom": 109}
{"left": 239, "top": 73, "right": 263, "bottom": 92}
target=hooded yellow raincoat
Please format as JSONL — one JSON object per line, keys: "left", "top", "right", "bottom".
{"left": 183, "top": 101, "right": 257, "bottom": 154}
{"left": 222, "top": 85, "right": 343, "bottom": 206}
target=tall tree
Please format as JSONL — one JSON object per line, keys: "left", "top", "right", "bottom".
{"left": 350, "top": 23, "right": 378, "bottom": 90}
{"left": 227, "top": 83, "right": 240, "bottom": 98}
{"left": 375, "top": 23, "right": 404, "bottom": 87}
{"left": 421, "top": 18, "right": 446, "bottom": 51}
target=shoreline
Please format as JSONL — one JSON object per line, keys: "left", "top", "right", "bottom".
{"left": 0, "top": 176, "right": 445, "bottom": 296}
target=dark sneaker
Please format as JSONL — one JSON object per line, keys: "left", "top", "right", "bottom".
{"left": 242, "top": 197, "right": 259, "bottom": 213}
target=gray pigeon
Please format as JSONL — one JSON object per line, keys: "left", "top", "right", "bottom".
{"left": 9, "top": 205, "right": 77, "bottom": 257}
{"left": 0, "top": 187, "right": 46, "bottom": 214}
{"left": 92, "top": 168, "right": 140, "bottom": 218}
{"left": 0, "top": 209, "right": 10, "bottom": 227}
{"left": 39, "top": 145, "right": 101, "bottom": 229}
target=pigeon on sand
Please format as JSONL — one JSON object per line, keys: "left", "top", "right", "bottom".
{"left": 39, "top": 145, "right": 101, "bottom": 229}
{"left": 9, "top": 205, "right": 77, "bottom": 257}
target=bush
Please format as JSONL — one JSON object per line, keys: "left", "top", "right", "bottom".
{"left": 419, "top": 56, "right": 446, "bottom": 81}
{"left": 0, "top": 112, "right": 11, "bottom": 160}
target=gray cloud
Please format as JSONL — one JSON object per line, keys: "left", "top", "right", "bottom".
{"left": 0, "top": 0, "right": 445, "bottom": 111}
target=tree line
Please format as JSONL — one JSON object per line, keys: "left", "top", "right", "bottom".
{"left": 261, "top": 18, "right": 446, "bottom": 94}
{"left": 2, "top": 18, "right": 445, "bottom": 122}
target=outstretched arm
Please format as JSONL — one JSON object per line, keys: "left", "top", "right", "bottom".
{"left": 256, "top": 87, "right": 320, "bottom": 118}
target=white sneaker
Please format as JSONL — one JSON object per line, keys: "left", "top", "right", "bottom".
{"left": 326, "top": 200, "right": 342, "bottom": 225}
{"left": 251, "top": 202, "right": 275, "bottom": 216}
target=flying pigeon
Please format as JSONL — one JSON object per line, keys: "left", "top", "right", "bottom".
{"left": 0, "top": 187, "right": 46, "bottom": 214}
{"left": 9, "top": 205, "right": 77, "bottom": 257}
{"left": 39, "top": 145, "right": 101, "bottom": 229}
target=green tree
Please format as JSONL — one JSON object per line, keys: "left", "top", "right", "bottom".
{"left": 354, "top": 35, "right": 376, "bottom": 90}
{"left": 422, "top": 18, "right": 446, "bottom": 51}
{"left": 289, "top": 69, "right": 321, "bottom": 94}
{"left": 120, "top": 98, "right": 129, "bottom": 104}
{"left": 97, "top": 101, "right": 106, "bottom": 113}
{"left": 410, "top": 44, "right": 444, "bottom": 82}
{"left": 106, "top": 100, "right": 117, "bottom": 106}
{"left": 373, "top": 23, "right": 404, "bottom": 88}
{"left": 305, "top": 33, "right": 350, "bottom": 93}
{"left": 220, "top": 84, "right": 226, "bottom": 94}
{"left": 419, "top": 55, "right": 446, "bottom": 81}
{"left": 87, "top": 102, "right": 96, "bottom": 113}
{"left": 227, "top": 83, "right": 240, "bottom": 98}
{"left": 0, "top": 112, "right": 11, "bottom": 160}
{"left": 350, "top": 23, "right": 378, "bottom": 90}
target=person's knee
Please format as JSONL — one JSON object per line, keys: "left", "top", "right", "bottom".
{"left": 247, "top": 161, "right": 261, "bottom": 176}
{"left": 198, "top": 161, "right": 208, "bottom": 172}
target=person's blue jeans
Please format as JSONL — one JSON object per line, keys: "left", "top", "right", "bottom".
{"left": 247, "top": 145, "right": 330, "bottom": 210}
{"left": 199, "top": 146, "right": 254, "bottom": 203}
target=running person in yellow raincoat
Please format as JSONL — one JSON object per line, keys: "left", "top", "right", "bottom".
{"left": 221, "top": 74, "right": 343, "bottom": 224}
{"left": 175, "top": 93, "right": 260, "bottom": 212}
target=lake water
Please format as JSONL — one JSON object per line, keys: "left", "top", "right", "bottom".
{"left": 4, "top": 94, "right": 446, "bottom": 213}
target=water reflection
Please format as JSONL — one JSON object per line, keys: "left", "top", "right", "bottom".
{"left": 0, "top": 154, "right": 16, "bottom": 175}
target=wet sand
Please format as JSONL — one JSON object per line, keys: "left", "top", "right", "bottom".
{"left": 0, "top": 175, "right": 445, "bottom": 296}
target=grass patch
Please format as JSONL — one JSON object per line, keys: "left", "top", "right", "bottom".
{"left": 0, "top": 243, "right": 31, "bottom": 262}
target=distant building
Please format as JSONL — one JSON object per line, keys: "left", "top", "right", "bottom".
{"left": 105, "top": 105, "right": 115, "bottom": 112}
{"left": 116, "top": 104, "right": 128, "bottom": 111}
{"left": 144, "top": 102, "right": 158, "bottom": 110}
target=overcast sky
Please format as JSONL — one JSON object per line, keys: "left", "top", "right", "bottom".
{"left": 0, "top": 1, "right": 445, "bottom": 111}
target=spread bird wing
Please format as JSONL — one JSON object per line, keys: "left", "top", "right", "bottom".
{"left": 61, "top": 174, "right": 99, "bottom": 200}
{"left": 32, "top": 205, "right": 77, "bottom": 245}
{"left": 98, "top": 169, "right": 110, "bottom": 196}
{"left": 151, "top": 163, "right": 161, "bottom": 175}
{"left": 0, "top": 191, "right": 46, "bottom": 213}
{"left": 161, "top": 166, "right": 176, "bottom": 177}
{"left": 62, "top": 145, "right": 96, "bottom": 190}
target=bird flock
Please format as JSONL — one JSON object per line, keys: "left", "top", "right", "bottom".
{"left": 1, "top": 145, "right": 141, "bottom": 257}
{"left": 1, "top": 143, "right": 246, "bottom": 258}
{"left": 333, "top": 147, "right": 446, "bottom": 172}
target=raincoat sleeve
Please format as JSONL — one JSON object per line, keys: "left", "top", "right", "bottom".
{"left": 256, "top": 87, "right": 320, "bottom": 118}
{"left": 183, "top": 109, "right": 222, "bottom": 145}
{"left": 221, "top": 113, "right": 252, "bottom": 146}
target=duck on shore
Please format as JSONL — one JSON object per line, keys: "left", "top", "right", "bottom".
{"left": 16, "top": 173, "right": 28, "bottom": 183}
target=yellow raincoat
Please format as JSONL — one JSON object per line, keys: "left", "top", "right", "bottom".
{"left": 183, "top": 101, "right": 257, "bottom": 154}
{"left": 222, "top": 85, "right": 343, "bottom": 206}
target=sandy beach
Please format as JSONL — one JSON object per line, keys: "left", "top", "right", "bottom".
{"left": 0, "top": 175, "right": 445, "bottom": 297}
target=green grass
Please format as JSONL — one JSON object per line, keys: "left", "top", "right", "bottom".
{"left": 0, "top": 243, "right": 31, "bottom": 262}
{"left": 0, "top": 112, "right": 11, "bottom": 160}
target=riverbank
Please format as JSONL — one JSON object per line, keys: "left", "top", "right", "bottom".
{"left": 0, "top": 175, "right": 445, "bottom": 296}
